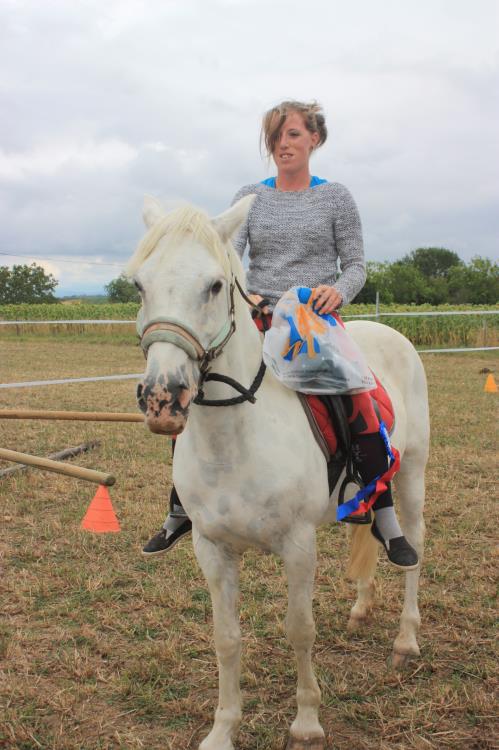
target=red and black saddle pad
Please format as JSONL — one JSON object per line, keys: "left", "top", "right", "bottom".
{"left": 300, "top": 377, "right": 395, "bottom": 458}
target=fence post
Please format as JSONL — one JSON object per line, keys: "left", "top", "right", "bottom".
{"left": 375, "top": 291, "right": 380, "bottom": 321}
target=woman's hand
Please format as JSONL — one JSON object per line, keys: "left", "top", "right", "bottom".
{"left": 312, "top": 285, "right": 343, "bottom": 314}
{"left": 248, "top": 294, "right": 270, "bottom": 314}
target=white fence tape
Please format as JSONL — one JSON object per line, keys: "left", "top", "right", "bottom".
{"left": 1, "top": 310, "right": 498, "bottom": 325}
{"left": 344, "top": 310, "right": 499, "bottom": 318}
{"left": 0, "top": 374, "right": 143, "bottom": 389}
{"left": 417, "top": 346, "right": 499, "bottom": 354}
{"left": 0, "top": 319, "right": 135, "bottom": 325}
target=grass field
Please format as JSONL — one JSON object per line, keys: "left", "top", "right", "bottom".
{"left": 0, "top": 339, "right": 497, "bottom": 750}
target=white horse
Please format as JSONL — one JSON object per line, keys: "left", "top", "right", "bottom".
{"left": 128, "top": 195, "right": 429, "bottom": 750}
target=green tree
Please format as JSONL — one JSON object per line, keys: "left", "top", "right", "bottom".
{"left": 400, "top": 247, "right": 464, "bottom": 304}
{"left": 402, "top": 247, "right": 463, "bottom": 278}
{"left": 353, "top": 261, "right": 394, "bottom": 303}
{"left": 0, "top": 266, "right": 9, "bottom": 296}
{"left": 105, "top": 274, "right": 140, "bottom": 303}
{"left": 447, "top": 256, "right": 499, "bottom": 304}
{"left": 0, "top": 263, "right": 58, "bottom": 304}
{"left": 386, "top": 262, "right": 429, "bottom": 304}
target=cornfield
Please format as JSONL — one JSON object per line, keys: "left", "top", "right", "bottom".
{"left": 0, "top": 302, "right": 497, "bottom": 348}
{"left": 0, "top": 302, "right": 139, "bottom": 320}
{"left": 341, "top": 303, "right": 499, "bottom": 348}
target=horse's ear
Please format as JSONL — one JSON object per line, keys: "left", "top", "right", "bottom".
{"left": 212, "top": 194, "right": 256, "bottom": 243}
{"left": 143, "top": 195, "right": 165, "bottom": 228}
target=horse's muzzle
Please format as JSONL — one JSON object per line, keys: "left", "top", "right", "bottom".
{"left": 137, "top": 376, "right": 197, "bottom": 435}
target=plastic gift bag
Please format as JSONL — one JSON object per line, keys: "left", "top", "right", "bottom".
{"left": 262, "top": 287, "right": 376, "bottom": 395}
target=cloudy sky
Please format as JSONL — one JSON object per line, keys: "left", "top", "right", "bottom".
{"left": 1, "top": 0, "right": 497, "bottom": 296}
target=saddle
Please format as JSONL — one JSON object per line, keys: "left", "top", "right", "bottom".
{"left": 298, "top": 378, "right": 395, "bottom": 519}
{"left": 303, "top": 375, "right": 395, "bottom": 460}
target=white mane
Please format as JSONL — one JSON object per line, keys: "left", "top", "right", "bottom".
{"left": 126, "top": 204, "right": 244, "bottom": 281}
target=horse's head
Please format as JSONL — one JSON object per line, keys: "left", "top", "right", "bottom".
{"left": 127, "top": 194, "right": 254, "bottom": 435}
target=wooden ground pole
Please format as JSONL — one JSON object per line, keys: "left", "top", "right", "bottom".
{"left": 0, "top": 409, "right": 144, "bottom": 423}
{"left": 0, "top": 448, "right": 115, "bottom": 486}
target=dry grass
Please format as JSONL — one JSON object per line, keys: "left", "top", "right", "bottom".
{"left": 0, "top": 339, "right": 497, "bottom": 750}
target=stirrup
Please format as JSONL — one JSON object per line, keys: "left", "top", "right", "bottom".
{"left": 169, "top": 510, "right": 188, "bottom": 519}
{"left": 337, "top": 475, "right": 372, "bottom": 525}
{"left": 343, "top": 509, "right": 372, "bottom": 525}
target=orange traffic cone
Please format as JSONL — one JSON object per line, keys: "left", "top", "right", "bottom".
{"left": 484, "top": 374, "right": 498, "bottom": 393}
{"left": 81, "top": 485, "right": 121, "bottom": 533}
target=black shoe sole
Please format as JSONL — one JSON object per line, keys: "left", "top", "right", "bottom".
{"left": 141, "top": 525, "right": 192, "bottom": 557}
{"left": 141, "top": 534, "right": 187, "bottom": 557}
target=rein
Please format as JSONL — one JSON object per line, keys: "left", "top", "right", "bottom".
{"left": 139, "top": 277, "right": 269, "bottom": 408}
{"left": 194, "top": 360, "right": 267, "bottom": 407}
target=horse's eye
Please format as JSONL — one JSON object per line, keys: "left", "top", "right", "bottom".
{"left": 211, "top": 280, "right": 223, "bottom": 295}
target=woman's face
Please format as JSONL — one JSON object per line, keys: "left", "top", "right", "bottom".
{"left": 273, "top": 111, "right": 320, "bottom": 175}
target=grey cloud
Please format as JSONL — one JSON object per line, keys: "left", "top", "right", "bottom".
{"left": 0, "top": 0, "right": 497, "bottom": 294}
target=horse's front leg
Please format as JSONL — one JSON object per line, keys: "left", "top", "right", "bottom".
{"left": 194, "top": 533, "right": 242, "bottom": 750}
{"left": 283, "top": 525, "right": 325, "bottom": 750}
{"left": 392, "top": 462, "right": 425, "bottom": 668}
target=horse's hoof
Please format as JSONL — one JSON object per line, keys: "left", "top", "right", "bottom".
{"left": 285, "top": 736, "right": 325, "bottom": 749}
{"left": 391, "top": 648, "right": 419, "bottom": 670}
{"left": 347, "top": 614, "right": 363, "bottom": 632}
{"left": 347, "top": 613, "right": 369, "bottom": 632}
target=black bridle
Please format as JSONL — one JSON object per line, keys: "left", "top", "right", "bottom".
{"left": 195, "top": 280, "right": 270, "bottom": 406}
{"left": 139, "top": 277, "right": 269, "bottom": 408}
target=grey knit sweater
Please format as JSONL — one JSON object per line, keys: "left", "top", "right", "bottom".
{"left": 231, "top": 181, "right": 366, "bottom": 307}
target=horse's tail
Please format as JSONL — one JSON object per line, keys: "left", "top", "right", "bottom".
{"left": 346, "top": 524, "right": 378, "bottom": 581}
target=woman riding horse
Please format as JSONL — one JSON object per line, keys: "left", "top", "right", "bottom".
{"left": 142, "top": 99, "right": 418, "bottom": 570}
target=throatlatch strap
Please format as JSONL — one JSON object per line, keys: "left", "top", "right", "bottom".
{"left": 193, "top": 291, "right": 269, "bottom": 407}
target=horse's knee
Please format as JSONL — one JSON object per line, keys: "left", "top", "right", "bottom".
{"left": 398, "top": 513, "right": 425, "bottom": 549}
{"left": 215, "top": 629, "right": 241, "bottom": 663}
{"left": 286, "top": 615, "right": 316, "bottom": 648}
{"left": 399, "top": 505, "right": 425, "bottom": 527}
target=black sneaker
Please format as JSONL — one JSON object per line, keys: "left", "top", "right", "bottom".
{"left": 142, "top": 518, "right": 192, "bottom": 557}
{"left": 371, "top": 521, "right": 419, "bottom": 571}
